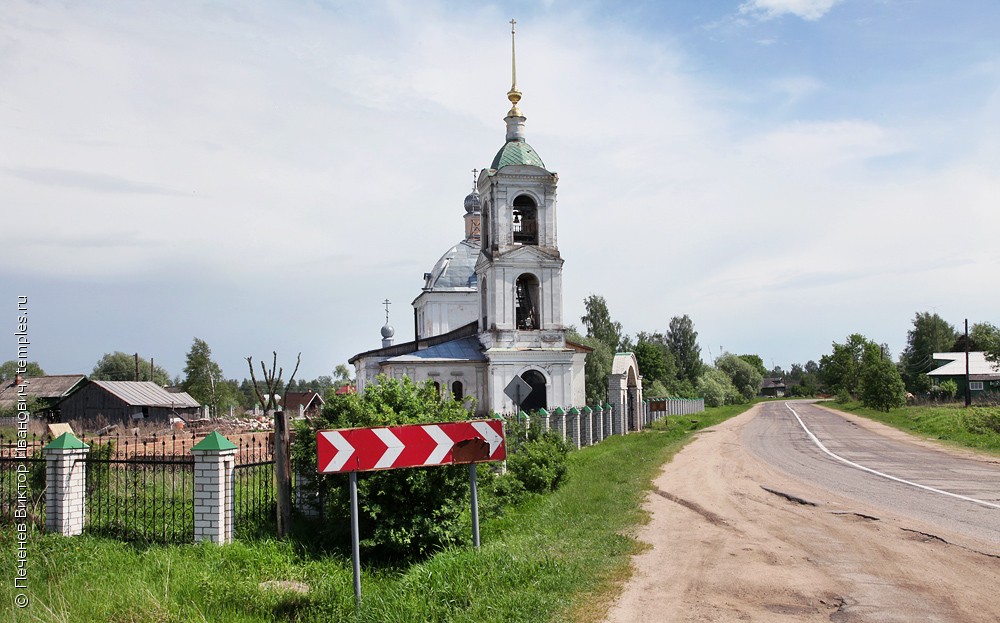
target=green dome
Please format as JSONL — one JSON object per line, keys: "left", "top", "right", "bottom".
{"left": 491, "top": 139, "right": 546, "bottom": 170}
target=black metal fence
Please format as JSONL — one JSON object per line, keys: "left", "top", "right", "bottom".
{"left": 80, "top": 431, "right": 196, "bottom": 543}
{"left": 0, "top": 432, "right": 48, "bottom": 530}
{"left": 233, "top": 433, "right": 276, "bottom": 539}
{"left": 0, "top": 429, "right": 282, "bottom": 543}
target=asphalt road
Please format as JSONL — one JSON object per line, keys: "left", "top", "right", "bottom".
{"left": 743, "top": 400, "right": 1000, "bottom": 549}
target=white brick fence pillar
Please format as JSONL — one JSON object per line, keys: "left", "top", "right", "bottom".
{"left": 44, "top": 433, "right": 89, "bottom": 536}
{"left": 538, "top": 408, "right": 551, "bottom": 433}
{"left": 609, "top": 402, "right": 622, "bottom": 436}
{"left": 594, "top": 403, "right": 607, "bottom": 443}
{"left": 568, "top": 407, "right": 581, "bottom": 449}
{"left": 580, "top": 406, "right": 593, "bottom": 446}
{"left": 552, "top": 407, "right": 567, "bottom": 442}
{"left": 191, "top": 432, "right": 238, "bottom": 544}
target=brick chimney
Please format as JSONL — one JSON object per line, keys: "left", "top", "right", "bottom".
{"left": 14, "top": 373, "right": 24, "bottom": 386}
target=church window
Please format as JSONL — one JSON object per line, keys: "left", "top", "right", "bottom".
{"left": 515, "top": 273, "right": 540, "bottom": 330}
{"left": 432, "top": 381, "right": 441, "bottom": 395}
{"left": 512, "top": 195, "right": 538, "bottom": 245}
{"left": 452, "top": 381, "right": 464, "bottom": 400}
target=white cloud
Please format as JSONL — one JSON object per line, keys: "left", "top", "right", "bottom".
{"left": 1, "top": 0, "right": 997, "bottom": 380}
{"left": 739, "top": 0, "right": 842, "bottom": 21}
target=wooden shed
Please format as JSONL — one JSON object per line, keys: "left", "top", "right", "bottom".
{"left": 56, "top": 380, "right": 200, "bottom": 427}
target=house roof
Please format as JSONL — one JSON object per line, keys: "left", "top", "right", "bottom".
{"left": 761, "top": 378, "right": 787, "bottom": 389}
{"left": 283, "top": 391, "right": 325, "bottom": 412}
{"left": 927, "top": 352, "right": 1000, "bottom": 379}
{"left": 0, "top": 374, "right": 87, "bottom": 408}
{"left": 87, "top": 381, "right": 201, "bottom": 408}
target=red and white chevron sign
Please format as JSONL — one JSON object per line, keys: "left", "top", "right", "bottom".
{"left": 316, "top": 420, "right": 506, "bottom": 474}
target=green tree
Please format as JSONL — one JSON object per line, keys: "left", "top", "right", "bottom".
{"left": 632, "top": 333, "right": 675, "bottom": 386}
{"left": 968, "top": 322, "right": 1000, "bottom": 366}
{"left": 291, "top": 375, "right": 473, "bottom": 560}
{"left": 0, "top": 360, "right": 45, "bottom": 381}
{"left": 716, "top": 353, "right": 764, "bottom": 402}
{"left": 738, "top": 354, "right": 768, "bottom": 378}
{"left": 667, "top": 315, "right": 702, "bottom": 384}
{"left": 91, "top": 352, "right": 171, "bottom": 385}
{"left": 819, "top": 334, "right": 870, "bottom": 396}
{"left": 182, "top": 338, "right": 237, "bottom": 416}
{"left": 581, "top": 295, "right": 625, "bottom": 352}
{"left": 899, "top": 312, "right": 958, "bottom": 393}
{"left": 696, "top": 367, "right": 740, "bottom": 407}
{"left": 860, "top": 351, "right": 907, "bottom": 412}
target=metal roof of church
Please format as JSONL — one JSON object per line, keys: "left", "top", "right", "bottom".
{"left": 491, "top": 139, "right": 546, "bottom": 170}
{"left": 383, "top": 337, "right": 486, "bottom": 363}
{"left": 424, "top": 239, "right": 478, "bottom": 291}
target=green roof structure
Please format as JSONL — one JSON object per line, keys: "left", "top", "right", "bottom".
{"left": 491, "top": 140, "right": 546, "bottom": 170}
{"left": 192, "top": 431, "right": 238, "bottom": 452}
{"left": 45, "top": 432, "right": 87, "bottom": 450}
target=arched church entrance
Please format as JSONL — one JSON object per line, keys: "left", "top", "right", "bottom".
{"left": 520, "top": 369, "right": 547, "bottom": 413}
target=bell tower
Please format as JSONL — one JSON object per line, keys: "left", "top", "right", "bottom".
{"left": 476, "top": 20, "right": 566, "bottom": 350}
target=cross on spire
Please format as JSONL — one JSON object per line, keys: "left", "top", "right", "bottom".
{"left": 507, "top": 18, "right": 522, "bottom": 116}
{"left": 471, "top": 168, "right": 478, "bottom": 189}
{"left": 382, "top": 298, "right": 391, "bottom": 324}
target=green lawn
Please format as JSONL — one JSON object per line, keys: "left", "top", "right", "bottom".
{"left": 822, "top": 401, "right": 1000, "bottom": 455}
{"left": 2, "top": 402, "right": 755, "bottom": 623}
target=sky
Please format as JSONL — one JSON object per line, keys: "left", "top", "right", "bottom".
{"left": 2, "top": 0, "right": 999, "bottom": 382}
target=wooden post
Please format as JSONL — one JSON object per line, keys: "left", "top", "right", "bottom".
{"left": 274, "top": 410, "right": 292, "bottom": 538}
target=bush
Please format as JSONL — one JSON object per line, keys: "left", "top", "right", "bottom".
{"left": 835, "top": 388, "right": 852, "bottom": 404}
{"left": 290, "top": 375, "right": 476, "bottom": 562}
{"left": 507, "top": 434, "right": 571, "bottom": 493}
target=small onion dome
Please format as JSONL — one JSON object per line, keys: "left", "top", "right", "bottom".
{"left": 380, "top": 323, "right": 395, "bottom": 339}
{"left": 464, "top": 190, "right": 481, "bottom": 214}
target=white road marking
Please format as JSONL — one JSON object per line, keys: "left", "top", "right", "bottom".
{"left": 785, "top": 403, "right": 1000, "bottom": 510}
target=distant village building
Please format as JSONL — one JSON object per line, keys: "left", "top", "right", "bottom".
{"left": 0, "top": 374, "right": 87, "bottom": 420}
{"left": 283, "top": 390, "right": 325, "bottom": 418}
{"left": 759, "top": 378, "right": 787, "bottom": 398}
{"left": 56, "top": 380, "right": 200, "bottom": 426}
{"left": 351, "top": 27, "right": 589, "bottom": 415}
{"left": 927, "top": 352, "right": 1000, "bottom": 398}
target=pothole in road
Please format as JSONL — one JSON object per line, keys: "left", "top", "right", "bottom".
{"left": 761, "top": 485, "right": 819, "bottom": 506}
{"left": 830, "top": 510, "right": 880, "bottom": 522}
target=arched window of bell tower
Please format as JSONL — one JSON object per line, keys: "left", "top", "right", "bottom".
{"left": 515, "top": 273, "right": 540, "bottom": 330}
{"left": 512, "top": 195, "right": 538, "bottom": 245}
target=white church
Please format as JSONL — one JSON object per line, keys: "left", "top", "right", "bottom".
{"left": 350, "top": 26, "right": 594, "bottom": 416}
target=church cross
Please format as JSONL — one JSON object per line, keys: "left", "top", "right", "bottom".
{"left": 382, "top": 298, "right": 391, "bottom": 324}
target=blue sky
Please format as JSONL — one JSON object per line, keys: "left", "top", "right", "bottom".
{"left": 2, "top": 0, "right": 998, "bottom": 381}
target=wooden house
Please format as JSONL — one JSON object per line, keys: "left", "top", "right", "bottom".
{"left": 283, "top": 390, "right": 325, "bottom": 418}
{"left": 0, "top": 374, "right": 87, "bottom": 420}
{"left": 56, "top": 380, "right": 200, "bottom": 426}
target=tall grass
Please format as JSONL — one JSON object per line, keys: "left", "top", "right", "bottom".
{"left": 2, "top": 403, "right": 754, "bottom": 623}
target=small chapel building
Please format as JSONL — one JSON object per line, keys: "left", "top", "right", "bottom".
{"left": 350, "top": 27, "right": 591, "bottom": 416}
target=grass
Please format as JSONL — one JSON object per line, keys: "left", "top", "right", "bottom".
{"left": 822, "top": 400, "right": 1000, "bottom": 455}
{"left": 1, "top": 402, "right": 756, "bottom": 623}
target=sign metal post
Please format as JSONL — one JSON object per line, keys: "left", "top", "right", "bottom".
{"left": 317, "top": 419, "right": 506, "bottom": 604}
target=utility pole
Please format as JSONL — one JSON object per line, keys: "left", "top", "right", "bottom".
{"left": 965, "top": 319, "right": 971, "bottom": 407}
